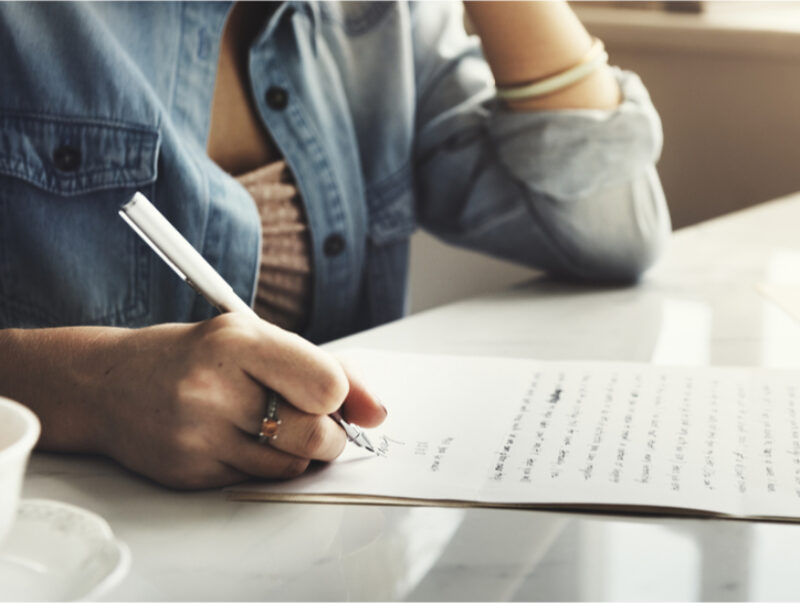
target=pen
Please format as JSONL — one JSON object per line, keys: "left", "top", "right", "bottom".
{"left": 119, "top": 192, "right": 377, "bottom": 454}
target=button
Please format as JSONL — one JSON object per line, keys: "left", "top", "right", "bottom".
{"left": 265, "top": 86, "right": 289, "bottom": 110}
{"left": 53, "top": 145, "right": 81, "bottom": 172}
{"left": 323, "top": 234, "right": 346, "bottom": 257}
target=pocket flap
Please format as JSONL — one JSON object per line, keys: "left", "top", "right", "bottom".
{"left": 0, "top": 113, "right": 159, "bottom": 196}
{"left": 366, "top": 164, "right": 417, "bottom": 245}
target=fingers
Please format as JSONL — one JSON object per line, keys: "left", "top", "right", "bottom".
{"left": 105, "top": 317, "right": 365, "bottom": 490}
{"left": 220, "top": 372, "right": 271, "bottom": 435}
{"left": 176, "top": 314, "right": 389, "bottom": 485}
{"left": 226, "top": 442, "right": 314, "bottom": 481}
{"left": 336, "top": 359, "right": 388, "bottom": 429}
{"left": 224, "top": 439, "right": 312, "bottom": 481}
{"left": 224, "top": 413, "right": 344, "bottom": 480}
{"left": 203, "top": 313, "right": 349, "bottom": 416}
{"left": 247, "top": 398, "right": 347, "bottom": 461}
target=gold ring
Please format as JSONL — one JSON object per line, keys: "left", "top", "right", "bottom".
{"left": 258, "top": 391, "right": 282, "bottom": 443}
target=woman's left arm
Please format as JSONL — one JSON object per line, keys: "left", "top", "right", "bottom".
{"left": 463, "top": 1, "right": 621, "bottom": 111}
{"left": 412, "top": 1, "right": 671, "bottom": 283}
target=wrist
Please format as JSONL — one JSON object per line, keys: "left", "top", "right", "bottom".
{"left": 0, "top": 326, "right": 130, "bottom": 455}
{"left": 464, "top": 0, "right": 621, "bottom": 110}
{"left": 71, "top": 326, "right": 136, "bottom": 456}
{"left": 465, "top": 1, "right": 592, "bottom": 85}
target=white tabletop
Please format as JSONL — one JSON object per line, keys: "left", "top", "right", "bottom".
{"left": 23, "top": 193, "right": 800, "bottom": 601}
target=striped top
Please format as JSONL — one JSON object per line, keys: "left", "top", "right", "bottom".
{"left": 236, "top": 161, "right": 312, "bottom": 332}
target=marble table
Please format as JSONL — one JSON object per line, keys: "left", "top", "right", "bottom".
{"left": 22, "top": 192, "right": 800, "bottom": 600}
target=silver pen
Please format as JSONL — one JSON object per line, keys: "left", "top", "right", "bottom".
{"left": 119, "top": 192, "right": 376, "bottom": 454}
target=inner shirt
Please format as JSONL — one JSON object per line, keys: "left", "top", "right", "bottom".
{"left": 207, "top": 2, "right": 312, "bottom": 333}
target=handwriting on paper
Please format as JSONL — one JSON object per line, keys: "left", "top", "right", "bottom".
{"left": 230, "top": 351, "right": 800, "bottom": 520}
{"left": 483, "top": 364, "right": 800, "bottom": 508}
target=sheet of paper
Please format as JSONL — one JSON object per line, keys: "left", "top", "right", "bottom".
{"left": 759, "top": 282, "right": 800, "bottom": 324}
{"left": 229, "top": 350, "right": 800, "bottom": 521}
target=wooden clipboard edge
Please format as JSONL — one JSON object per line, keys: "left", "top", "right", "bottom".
{"left": 225, "top": 491, "right": 800, "bottom": 524}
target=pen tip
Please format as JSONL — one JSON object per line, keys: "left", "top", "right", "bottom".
{"left": 361, "top": 435, "right": 377, "bottom": 455}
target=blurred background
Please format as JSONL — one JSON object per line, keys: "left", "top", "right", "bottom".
{"left": 408, "top": 0, "right": 800, "bottom": 313}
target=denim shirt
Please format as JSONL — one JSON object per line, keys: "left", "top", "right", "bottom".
{"left": 0, "top": 1, "right": 670, "bottom": 343}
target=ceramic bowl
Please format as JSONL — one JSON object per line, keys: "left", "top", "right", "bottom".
{"left": 0, "top": 397, "right": 40, "bottom": 546}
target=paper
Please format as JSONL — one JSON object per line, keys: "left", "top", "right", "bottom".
{"left": 759, "top": 282, "right": 800, "bottom": 324}
{"left": 229, "top": 350, "right": 800, "bottom": 521}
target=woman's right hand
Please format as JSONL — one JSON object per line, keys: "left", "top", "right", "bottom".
{"left": 0, "top": 314, "right": 386, "bottom": 489}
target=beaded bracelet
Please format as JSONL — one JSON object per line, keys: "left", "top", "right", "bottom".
{"left": 495, "top": 37, "right": 608, "bottom": 101}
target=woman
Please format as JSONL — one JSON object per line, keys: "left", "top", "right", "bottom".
{"left": 0, "top": 1, "right": 669, "bottom": 488}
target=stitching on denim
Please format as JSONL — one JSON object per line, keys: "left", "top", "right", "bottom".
{"left": 0, "top": 160, "right": 156, "bottom": 181}
{"left": 0, "top": 165, "right": 157, "bottom": 196}
{"left": 0, "top": 171, "right": 157, "bottom": 196}
{"left": 0, "top": 159, "right": 154, "bottom": 177}
{"left": 272, "top": 68, "right": 348, "bottom": 233}
{"left": 0, "top": 184, "right": 152, "bottom": 326}
{"left": 0, "top": 250, "right": 143, "bottom": 326}
{"left": 0, "top": 111, "right": 160, "bottom": 136}
{"left": 282, "top": 95, "right": 350, "bottom": 315}
{"left": 166, "top": 2, "right": 186, "bottom": 115}
{"left": 365, "top": 164, "right": 416, "bottom": 244}
{"left": 366, "top": 163, "right": 414, "bottom": 210}
{"left": 0, "top": 116, "right": 159, "bottom": 194}
{"left": 127, "top": 181, "right": 153, "bottom": 323}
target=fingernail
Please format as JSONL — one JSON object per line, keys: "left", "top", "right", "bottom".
{"left": 380, "top": 402, "right": 388, "bottom": 417}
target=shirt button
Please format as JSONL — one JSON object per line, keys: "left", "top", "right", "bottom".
{"left": 323, "top": 233, "right": 346, "bottom": 257}
{"left": 265, "top": 86, "right": 289, "bottom": 110}
{"left": 53, "top": 145, "right": 81, "bottom": 172}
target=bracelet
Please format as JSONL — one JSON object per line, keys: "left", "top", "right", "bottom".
{"left": 495, "top": 37, "right": 608, "bottom": 102}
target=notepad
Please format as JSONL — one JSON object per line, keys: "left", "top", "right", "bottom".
{"left": 228, "top": 350, "right": 800, "bottom": 522}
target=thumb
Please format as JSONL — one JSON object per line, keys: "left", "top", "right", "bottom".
{"left": 336, "top": 359, "right": 388, "bottom": 428}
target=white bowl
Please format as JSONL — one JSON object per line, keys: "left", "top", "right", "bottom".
{"left": 0, "top": 397, "right": 40, "bottom": 546}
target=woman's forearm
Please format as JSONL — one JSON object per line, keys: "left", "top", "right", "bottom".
{"left": 0, "top": 327, "right": 123, "bottom": 453}
{"left": 0, "top": 316, "right": 387, "bottom": 489}
{"left": 464, "top": 1, "right": 621, "bottom": 111}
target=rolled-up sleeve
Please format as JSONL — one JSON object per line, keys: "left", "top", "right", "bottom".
{"left": 411, "top": 2, "right": 671, "bottom": 282}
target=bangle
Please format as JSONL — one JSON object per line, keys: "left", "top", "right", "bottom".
{"left": 495, "top": 37, "right": 608, "bottom": 102}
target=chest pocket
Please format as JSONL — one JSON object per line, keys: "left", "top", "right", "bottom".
{"left": 0, "top": 113, "right": 160, "bottom": 327}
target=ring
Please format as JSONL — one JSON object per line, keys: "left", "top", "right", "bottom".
{"left": 258, "top": 391, "right": 282, "bottom": 443}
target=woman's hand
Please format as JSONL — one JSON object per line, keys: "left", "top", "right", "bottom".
{"left": 0, "top": 314, "right": 386, "bottom": 489}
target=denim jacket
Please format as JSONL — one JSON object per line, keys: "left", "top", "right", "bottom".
{"left": 0, "top": 1, "right": 670, "bottom": 343}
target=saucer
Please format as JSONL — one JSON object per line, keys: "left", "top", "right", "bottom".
{"left": 0, "top": 499, "right": 130, "bottom": 601}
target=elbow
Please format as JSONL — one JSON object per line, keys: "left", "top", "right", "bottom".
{"left": 560, "top": 237, "right": 667, "bottom": 286}
{"left": 550, "top": 165, "right": 671, "bottom": 284}
{"left": 585, "top": 224, "right": 668, "bottom": 284}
